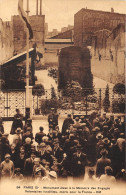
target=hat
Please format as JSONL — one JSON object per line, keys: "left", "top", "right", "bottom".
{"left": 25, "top": 137, "right": 31, "bottom": 142}
{"left": 75, "top": 117, "right": 79, "bottom": 121}
{"left": 27, "top": 118, "right": 32, "bottom": 121}
{"left": 76, "top": 144, "right": 82, "bottom": 149}
{"left": 100, "top": 149, "right": 108, "bottom": 156}
{"left": 92, "top": 127, "right": 100, "bottom": 132}
{"left": 3, "top": 133, "right": 9, "bottom": 136}
{"left": 53, "top": 138, "right": 59, "bottom": 144}
{"left": 69, "top": 134, "right": 75, "bottom": 139}
{"left": 42, "top": 136, "right": 48, "bottom": 141}
{"left": 26, "top": 127, "right": 32, "bottom": 131}
{"left": 14, "top": 168, "right": 21, "bottom": 173}
{"left": 15, "top": 128, "right": 22, "bottom": 134}
{"left": 39, "top": 142, "right": 46, "bottom": 147}
{"left": 103, "top": 138, "right": 110, "bottom": 145}
{"left": 88, "top": 168, "right": 95, "bottom": 175}
{"left": 34, "top": 158, "right": 40, "bottom": 162}
{"left": 49, "top": 171, "right": 57, "bottom": 178}
{"left": 35, "top": 167, "right": 42, "bottom": 174}
{"left": 5, "top": 154, "right": 11, "bottom": 158}
{"left": 96, "top": 133, "right": 103, "bottom": 139}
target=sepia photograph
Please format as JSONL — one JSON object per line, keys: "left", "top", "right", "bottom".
{"left": 0, "top": 0, "right": 125, "bottom": 194}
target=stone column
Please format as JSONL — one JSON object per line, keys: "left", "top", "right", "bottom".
{"left": 25, "top": 86, "right": 33, "bottom": 119}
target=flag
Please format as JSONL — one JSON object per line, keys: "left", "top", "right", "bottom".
{"left": 18, "top": 0, "right": 33, "bottom": 39}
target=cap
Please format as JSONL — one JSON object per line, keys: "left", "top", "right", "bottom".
{"left": 15, "top": 128, "right": 22, "bottom": 133}
{"left": 96, "top": 133, "right": 103, "bottom": 139}
{"left": 5, "top": 154, "right": 11, "bottom": 158}
{"left": 35, "top": 167, "right": 42, "bottom": 174}
{"left": 34, "top": 158, "right": 40, "bottom": 162}
{"left": 49, "top": 171, "right": 57, "bottom": 178}
{"left": 25, "top": 137, "right": 31, "bottom": 142}
{"left": 39, "top": 142, "right": 46, "bottom": 147}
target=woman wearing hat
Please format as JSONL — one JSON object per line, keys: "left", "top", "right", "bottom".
{"left": 1, "top": 154, "right": 14, "bottom": 178}
{"left": 96, "top": 149, "right": 111, "bottom": 178}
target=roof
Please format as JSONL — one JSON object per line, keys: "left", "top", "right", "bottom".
{"left": 1, "top": 48, "right": 35, "bottom": 67}
{"left": 45, "top": 39, "right": 73, "bottom": 44}
{"left": 75, "top": 8, "right": 125, "bottom": 16}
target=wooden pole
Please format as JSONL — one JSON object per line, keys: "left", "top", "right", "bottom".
{"left": 26, "top": 0, "right": 30, "bottom": 113}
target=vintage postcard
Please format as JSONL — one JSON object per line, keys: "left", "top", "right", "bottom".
{"left": 0, "top": 0, "right": 125, "bottom": 195}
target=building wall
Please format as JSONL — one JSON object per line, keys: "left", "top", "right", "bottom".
{"left": 44, "top": 40, "right": 74, "bottom": 66}
{"left": 74, "top": 8, "right": 125, "bottom": 47}
{"left": 0, "top": 18, "right": 14, "bottom": 65}
{"left": 91, "top": 31, "right": 125, "bottom": 84}
{"left": 12, "top": 15, "right": 45, "bottom": 64}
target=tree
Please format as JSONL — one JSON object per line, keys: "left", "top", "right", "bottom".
{"left": 51, "top": 85, "right": 57, "bottom": 100}
{"left": 113, "top": 83, "right": 125, "bottom": 95}
{"left": 103, "top": 84, "right": 110, "bottom": 112}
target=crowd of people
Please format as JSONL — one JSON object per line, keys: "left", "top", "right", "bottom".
{"left": 0, "top": 108, "right": 125, "bottom": 184}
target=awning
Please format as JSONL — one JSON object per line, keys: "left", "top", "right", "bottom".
{"left": 1, "top": 48, "right": 36, "bottom": 67}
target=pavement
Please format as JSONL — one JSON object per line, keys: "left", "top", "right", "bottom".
{"left": 3, "top": 116, "right": 65, "bottom": 145}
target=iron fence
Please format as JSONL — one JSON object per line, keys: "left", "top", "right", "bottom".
{"left": 32, "top": 88, "right": 125, "bottom": 116}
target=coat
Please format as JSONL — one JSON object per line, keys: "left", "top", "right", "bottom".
{"left": 96, "top": 157, "right": 111, "bottom": 178}
{"left": 72, "top": 152, "right": 87, "bottom": 177}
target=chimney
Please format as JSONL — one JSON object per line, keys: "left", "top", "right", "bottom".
{"left": 40, "top": 0, "right": 42, "bottom": 15}
{"left": 36, "top": 0, "right": 38, "bottom": 15}
{"left": 111, "top": 8, "right": 114, "bottom": 13}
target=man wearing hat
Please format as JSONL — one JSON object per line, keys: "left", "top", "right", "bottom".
{"left": 13, "top": 168, "right": 24, "bottom": 181}
{"left": 72, "top": 144, "right": 87, "bottom": 180}
{"left": 62, "top": 114, "right": 74, "bottom": 135}
{"left": 35, "top": 126, "right": 46, "bottom": 145}
{"left": 53, "top": 139, "right": 63, "bottom": 163}
{"left": 24, "top": 152, "right": 36, "bottom": 178}
{"left": 96, "top": 149, "right": 111, "bottom": 178}
{"left": 23, "top": 118, "right": 33, "bottom": 133}
{"left": 33, "top": 158, "right": 47, "bottom": 178}
{"left": 48, "top": 108, "right": 58, "bottom": 129}
{"left": 1, "top": 154, "right": 14, "bottom": 178}
{"left": 38, "top": 143, "right": 53, "bottom": 167}
{"left": 73, "top": 117, "right": 80, "bottom": 129}
{"left": 10, "top": 109, "right": 23, "bottom": 135}
{"left": 13, "top": 128, "right": 22, "bottom": 146}
{"left": 22, "top": 127, "right": 34, "bottom": 143}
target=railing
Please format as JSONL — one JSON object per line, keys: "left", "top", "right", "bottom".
{"left": 32, "top": 88, "right": 125, "bottom": 116}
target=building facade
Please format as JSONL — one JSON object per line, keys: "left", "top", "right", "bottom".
{"left": 12, "top": 15, "right": 45, "bottom": 58}
{"left": 0, "top": 18, "right": 14, "bottom": 65}
{"left": 74, "top": 8, "right": 125, "bottom": 47}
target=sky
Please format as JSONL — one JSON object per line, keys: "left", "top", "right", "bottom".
{"left": 0, "top": 0, "right": 126, "bottom": 31}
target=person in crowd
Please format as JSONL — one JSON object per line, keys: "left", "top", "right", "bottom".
{"left": 12, "top": 168, "right": 24, "bottom": 182}
{"left": 10, "top": 109, "right": 23, "bottom": 134}
{"left": 96, "top": 149, "right": 111, "bottom": 178}
{"left": 24, "top": 152, "right": 36, "bottom": 179}
{"left": 99, "top": 166, "right": 116, "bottom": 183}
{"left": 87, "top": 168, "right": 98, "bottom": 182}
{"left": 62, "top": 114, "right": 74, "bottom": 135}
{"left": 33, "top": 157, "right": 47, "bottom": 178}
{"left": 1, "top": 154, "right": 14, "bottom": 178}
{"left": 35, "top": 126, "right": 46, "bottom": 145}
{"left": 48, "top": 108, "right": 58, "bottom": 129}
{"left": 72, "top": 144, "right": 87, "bottom": 181}
{"left": 0, "top": 117, "right": 4, "bottom": 134}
